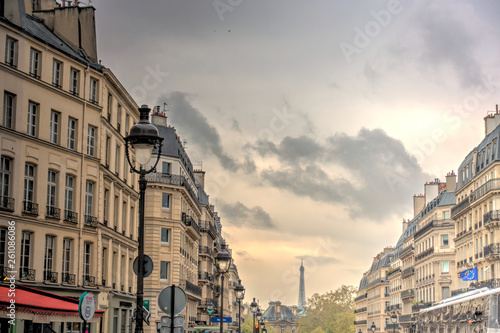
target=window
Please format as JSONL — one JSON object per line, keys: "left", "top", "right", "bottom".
{"left": 113, "top": 308, "right": 119, "bottom": 333}
{"left": 442, "top": 286, "right": 450, "bottom": 299}
{"left": 0, "top": 156, "right": 11, "bottom": 198}
{"left": 20, "top": 231, "right": 31, "bottom": 270}
{"left": 162, "top": 193, "right": 170, "bottom": 209}
{"left": 83, "top": 242, "right": 91, "bottom": 277}
{"left": 162, "top": 162, "right": 171, "bottom": 175}
{"left": 24, "top": 163, "right": 35, "bottom": 204}
{"left": 50, "top": 110, "right": 60, "bottom": 144}
{"left": 27, "top": 102, "right": 38, "bottom": 136}
{"left": 0, "top": 229, "right": 5, "bottom": 266}
{"left": 62, "top": 238, "right": 72, "bottom": 274}
{"left": 122, "top": 201, "right": 126, "bottom": 232}
{"left": 121, "top": 309, "right": 127, "bottom": 333}
{"left": 89, "top": 77, "right": 98, "bottom": 103}
{"left": 115, "top": 145, "right": 120, "bottom": 175}
{"left": 29, "top": 48, "right": 41, "bottom": 78}
{"left": 64, "top": 175, "right": 75, "bottom": 213}
{"left": 442, "top": 235, "right": 449, "bottom": 246}
{"left": 102, "top": 248, "right": 107, "bottom": 285}
{"left": 442, "top": 260, "right": 449, "bottom": 273}
{"left": 87, "top": 125, "right": 96, "bottom": 156}
{"left": 160, "top": 261, "right": 169, "bottom": 280}
{"left": 161, "top": 228, "right": 170, "bottom": 243}
{"left": 52, "top": 59, "right": 62, "bottom": 88}
{"left": 443, "top": 211, "right": 450, "bottom": 220}
{"left": 67, "top": 117, "right": 77, "bottom": 149}
{"left": 5, "top": 37, "right": 17, "bottom": 67}
{"left": 125, "top": 113, "right": 130, "bottom": 136}
{"left": 117, "top": 104, "right": 122, "bottom": 132}
{"left": 107, "top": 94, "right": 112, "bottom": 121}
{"left": 47, "top": 170, "right": 57, "bottom": 210}
{"left": 104, "top": 189, "right": 109, "bottom": 224}
{"left": 85, "top": 181, "right": 94, "bottom": 217}
{"left": 3, "top": 91, "right": 15, "bottom": 128}
{"left": 105, "top": 136, "right": 111, "bottom": 167}
{"left": 70, "top": 68, "right": 79, "bottom": 96}
{"left": 44, "top": 235, "right": 55, "bottom": 277}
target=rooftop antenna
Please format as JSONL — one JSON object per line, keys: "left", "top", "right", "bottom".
{"left": 183, "top": 139, "right": 188, "bottom": 149}
{"left": 163, "top": 102, "right": 169, "bottom": 112}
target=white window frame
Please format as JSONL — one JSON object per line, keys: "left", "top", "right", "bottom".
{"left": 50, "top": 110, "right": 60, "bottom": 144}
{"left": 160, "top": 261, "right": 169, "bottom": 280}
{"left": 3, "top": 91, "right": 15, "bottom": 129}
{"left": 0, "top": 156, "right": 11, "bottom": 198}
{"left": 62, "top": 238, "right": 72, "bottom": 274}
{"left": 67, "top": 117, "right": 76, "bottom": 149}
{"left": 87, "top": 125, "right": 96, "bottom": 156}
{"left": 89, "top": 77, "right": 98, "bottom": 103}
{"left": 27, "top": 102, "right": 38, "bottom": 136}
{"left": 44, "top": 235, "right": 55, "bottom": 274}
{"left": 29, "top": 48, "right": 41, "bottom": 78}
{"left": 24, "top": 163, "right": 35, "bottom": 203}
{"left": 5, "top": 36, "right": 17, "bottom": 67}
{"left": 65, "top": 175, "right": 75, "bottom": 212}
{"left": 161, "top": 228, "right": 170, "bottom": 243}
{"left": 162, "top": 193, "right": 170, "bottom": 209}
{"left": 47, "top": 170, "right": 57, "bottom": 209}
{"left": 85, "top": 181, "right": 94, "bottom": 217}
{"left": 52, "top": 59, "right": 62, "bottom": 88}
{"left": 70, "top": 67, "right": 79, "bottom": 96}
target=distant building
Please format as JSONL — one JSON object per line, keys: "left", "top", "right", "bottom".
{"left": 262, "top": 301, "right": 298, "bottom": 333}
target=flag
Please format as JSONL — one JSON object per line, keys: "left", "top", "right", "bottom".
{"left": 460, "top": 268, "right": 478, "bottom": 281}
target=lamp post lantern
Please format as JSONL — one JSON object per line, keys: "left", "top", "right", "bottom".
{"left": 250, "top": 298, "right": 258, "bottom": 333}
{"left": 391, "top": 312, "right": 398, "bottom": 333}
{"left": 370, "top": 322, "right": 376, "bottom": 333}
{"left": 235, "top": 280, "right": 245, "bottom": 333}
{"left": 255, "top": 308, "right": 262, "bottom": 333}
{"left": 215, "top": 242, "right": 232, "bottom": 333}
{"left": 125, "top": 105, "right": 163, "bottom": 333}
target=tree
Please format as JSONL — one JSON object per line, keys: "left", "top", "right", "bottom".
{"left": 297, "top": 285, "right": 356, "bottom": 333}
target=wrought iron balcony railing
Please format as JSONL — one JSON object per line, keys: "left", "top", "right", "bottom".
{"left": 46, "top": 206, "right": 60, "bottom": 219}
{"left": 43, "top": 270, "right": 58, "bottom": 283}
{"left": 199, "top": 220, "right": 218, "bottom": 238}
{"left": 23, "top": 201, "right": 38, "bottom": 215}
{"left": 19, "top": 267, "right": 35, "bottom": 281}
{"left": 484, "top": 243, "right": 500, "bottom": 257}
{"left": 415, "top": 247, "right": 434, "bottom": 262}
{"left": 182, "top": 214, "right": 201, "bottom": 236}
{"left": 83, "top": 275, "right": 96, "bottom": 287}
{"left": 64, "top": 210, "right": 78, "bottom": 223}
{"left": 183, "top": 280, "right": 202, "bottom": 297}
{"left": 84, "top": 215, "right": 98, "bottom": 228}
{"left": 62, "top": 273, "right": 76, "bottom": 285}
{"left": 0, "top": 196, "right": 14, "bottom": 212}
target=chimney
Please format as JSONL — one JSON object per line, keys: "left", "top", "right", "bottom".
{"left": 425, "top": 181, "right": 439, "bottom": 205}
{"left": 484, "top": 104, "right": 500, "bottom": 136}
{"left": 446, "top": 171, "right": 457, "bottom": 193}
{"left": 151, "top": 111, "right": 167, "bottom": 126}
{"left": 413, "top": 194, "right": 425, "bottom": 217}
{"left": 402, "top": 219, "right": 408, "bottom": 234}
{"left": 194, "top": 170, "right": 206, "bottom": 188}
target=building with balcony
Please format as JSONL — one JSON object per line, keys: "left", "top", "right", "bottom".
{"left": 355, "top": 274, "right": 369, "bottom": 333}
{"left": 0, "top": 0, "right": 141, "bottom": 332}
{"left": 451, "top": 107, "right": 500, "bottom": 296}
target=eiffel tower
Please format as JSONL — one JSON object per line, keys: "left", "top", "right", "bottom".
{"left": 297, "top": 259, "right": 306, "bottom": 312}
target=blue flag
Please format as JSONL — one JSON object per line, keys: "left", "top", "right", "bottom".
{"left": 460, "top": 267, "right": 478, "bottom": 281}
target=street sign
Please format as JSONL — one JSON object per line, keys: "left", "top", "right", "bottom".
{"left": 211, "top": 317, "right": 233, "bottom": 323}
{"left": 143, "top": 300, "right": 150, "bottom": 311}
{"left": 160, "top": 316, "right": 184, "bottom": 327}
{"left": 207, "top": 303, "right": 214, "bottom": 314}
{"left": 133, "top": 255, "right": 154, "bottom": 278}
{"left": 158, "top": 285, "right": 187, "bottom": 315}
{"left": 78, "top": 292, "right": 96, "bottom": 321}
{"left": 132, "top": 306, "right": 150, "bottom": 325}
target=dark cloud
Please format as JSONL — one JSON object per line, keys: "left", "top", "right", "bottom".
{"left": 161, "top": 92, "right": 255, "bottom": 173}
{"left": 236, "top": 250, "right": 256, "bottom": 261}
{"left": 218, "top": 201, "right": 275, "bottom": 229}
{"left": 255, "top": 128, "right": 433, "bottom": 221}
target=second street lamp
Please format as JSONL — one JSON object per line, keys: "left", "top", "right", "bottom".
{"left": 255, "top": 308, "right": 262, "bottom": 333}
{"left": 125, "top": 105, "right": 163, "bottom": 333}
{"left": 391, "top": 312, "right": 398, "bottom": 333}
{"left": 215, "top": 242, "right": 232, "bottom": 333}
{"left": 251, "top": 298, "right": 258, "bottom": 333}
{"left": 370, "top": 322, "right": 376, "bottom": 333}
{"left": 234, "top": 280, "right": 245, "bottom": 333}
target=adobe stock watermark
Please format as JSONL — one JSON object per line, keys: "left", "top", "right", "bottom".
{"left": 384, "top": 73, "right": 500, "bottom": 191}
{"left": 339, "top": 0, "right": 403, "bottom": 64}
{"left": 203, "top": 105, "right": 297, "bottom": 197}
{"left": 213, "top": 0, "right": 244, "bottom": 21}
{"left": 269, "top": 236, "right": 337, "bottom": 302}
{"left": 130, "top": 65, "right": 169, "bottom": 101}
{"left": 6, "top": 220, "right": 16, "bottom": 326}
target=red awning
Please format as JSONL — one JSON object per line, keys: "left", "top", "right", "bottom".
{"left": 0, "top": 284, "right": 102, "bottom": 321}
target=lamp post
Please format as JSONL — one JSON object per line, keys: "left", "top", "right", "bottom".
{"left": 370, "top": 322, "right": 376, "bottom": 333}
{"left": 256, "top": 308, "right": 262, "bottom": 333}
{"left": 359, "top": 329, "right": 362, "bottom": 333}
{"left": 215, "top": 242, "right": 232, "bottom": 333}
{"left": 125, "top": 105, "right": 163, "bottom": 333}
{"left": 250, "top": 298, "right": 258, "bottom": 333}
{"left": 234, "top": 280, "right": 245, "bottom": 333}
{"left": 391, "top": 312, "right": 397, "bottom": 333}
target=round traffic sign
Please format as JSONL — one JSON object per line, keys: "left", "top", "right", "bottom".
{"left": 158, "top": 285, "right": 187, "bottom": 315}
{"left": 78, "top": 292, "right": 95, "bottom": 321}
{"left": 207, "top": 304, "right": 214, "bottom": 314}
{"left": 133, "top": 255, "right": 154, "bottom": 278}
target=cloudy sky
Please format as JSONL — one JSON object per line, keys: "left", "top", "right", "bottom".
{"left": 91, "top": 0, "right": 500, "bottom": 306}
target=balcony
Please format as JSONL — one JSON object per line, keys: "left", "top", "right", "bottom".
{"left": 199, "top": 245, "right": 214, "bottom": 257}
{"left": 198, "top": 271, "right": 214, "bottom": 282}
{"left": 83, "top": 275, "right": 96, "bottom": 287}
{"left": 385, "top": 324, "right": 400, "bottom": 331}
{"left": 354, "top": 307, "right": 367, "bottom": 314}
{"left": 451, "top": 196, "right": 470, "bottom": 218}
{"left": 183, "top": 280, "right": 202, "bottom": 297}
{"left": 399, "top": 314, "right": 413, "bottom": 323}
{"left": 400, "top": 245, "right": 414, "bottom": 258}
{"left": 366, "top": 278, "right": 388, "bottom": 289}
{"left": 23, "top": 201, "right": 38, "bottom": 215}
{"left": 43, "top": 270, "right": 58, "bottom": 283}
{"left": 415, "top": 247, "right": 434, "bottom": 262}
{"left": 484, "top": 210, "right": 500, "bottom": 227}
{"left": 387, "top": 267, "right": 401, "bottom": 277}
{"left": 388, "top": 304, "right": 402, "bottom": 312}
{"left": 182, "top": 214, "right": 200, "bottom": 236}
{"left": 402, "top": 266, "right": 415, "bottom": 278}
{"left": 414, "top": 220, "right": 453, "bottom": 240}
{"left": 0, "top": 196, "right": 14, "bottom": 212}
{"left": 145, "top": 173, "right": 201, "bottom": 210}
{"left": 412, "top": 302, "right": 432, "bottom": 313}
{"left": 84, "top": 215, "right": 98, "bottom": 228}
{"left": 354, "top": 320, "right": 367, "bottom": 326}
{"left": 19, "top": 268, "right": 35, "bottom": 281}
{"left": 64, "top": 210, "right": 78, "bottom": 223}
{"left": 484, "top": 243, "right": 500, "bottom": 257}
{"left": 62, "top": 273, "right": 76, "bottom": 285}
{"left": 401, "top": 289, "right": 415, "bottom": 299}
{"left": 199, "top": 220, "right": 218, "bottom": 238}
{"left": 46, "top": 206, "right": 61, "bottom": 219}
{"left": 355, "top": 293, "right": 368, "bottom": 302}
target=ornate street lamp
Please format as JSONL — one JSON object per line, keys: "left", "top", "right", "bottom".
{"left": 125, "top": 105, "right": 163, "bottom": 333}
{"left": 359, "top": 329, "right": 362, "bottom": 333}
{"left": 391, "top": 313, "right": 398, "bottom": 333}
{"left": 235, "top": 280, "right": 245, "bottom": 333}
{"left": 370, "top": 322, "right": 376, "bottom": 333}
{"left": 251, "top": 298, "right": 258, "bottom": 333}
{"left": 215, "top": 242, "right": 232, "bottom": 333}
{"left": 256, "top": 308, "right": 262, "bottom": 333}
